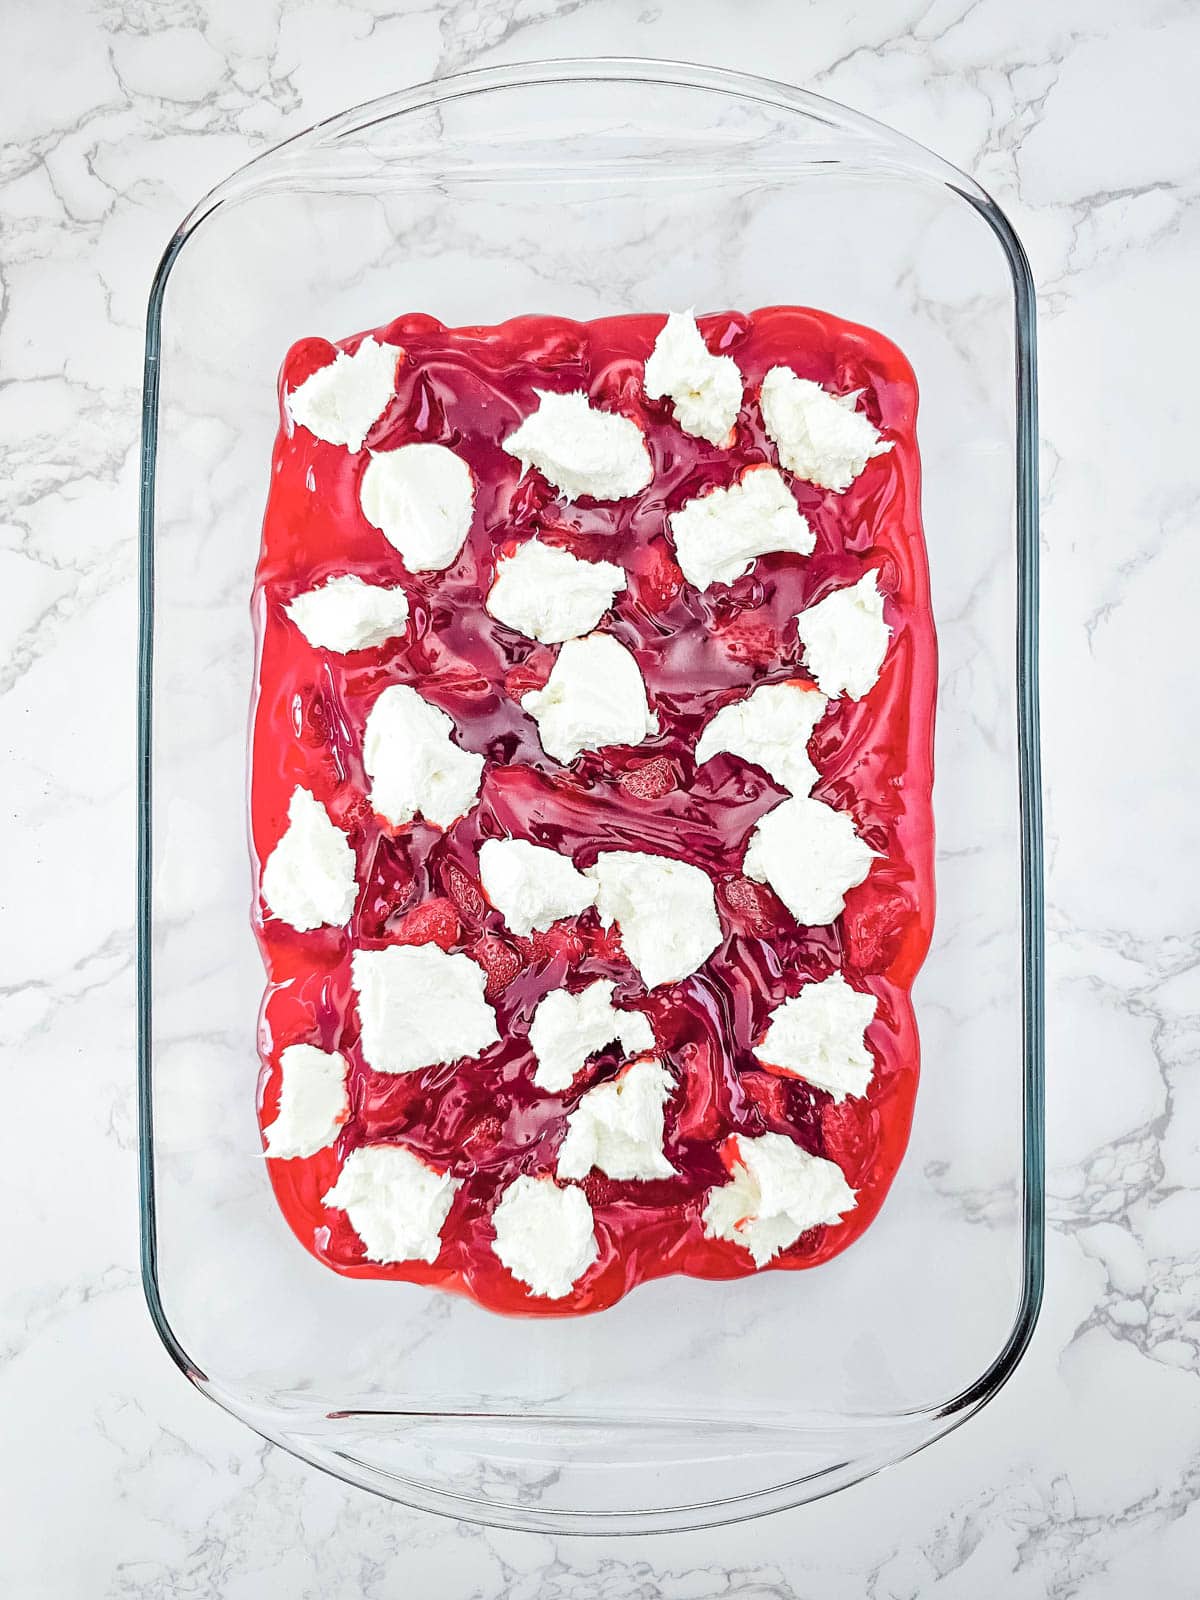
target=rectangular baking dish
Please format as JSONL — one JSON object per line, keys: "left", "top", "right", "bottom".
{"left": 138, "top": 57, "right": 1042, "bottom": 1533}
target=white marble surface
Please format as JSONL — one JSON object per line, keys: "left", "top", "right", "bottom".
{"left": 3, "top": 0, "right": 1198, "bottom": 1593}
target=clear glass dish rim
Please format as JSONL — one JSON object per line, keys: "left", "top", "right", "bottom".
{"left": 136, "top": 53, "right": 1044, "bottom": 1532}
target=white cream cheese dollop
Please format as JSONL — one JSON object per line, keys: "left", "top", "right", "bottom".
{"left": 755, "top": 972, "right": 877, "bottom": 1101}
{"left": 643, "top": 310, "right": 743, "bottom": 446}
{"left": 759, "top": 367, "right": 892, "bottom": 493}
{"left": 478, "top": 837, "right": 598, "bottom": 938}
{"left": 351, "top": 943, "right": 499, "bottom": 1075}
{"left": 363, "top": 684, "right": 484, "bottom": 829}
{"left": 528, "top": 979, "right": 655, "bottom": 1093}
{"left": 286, "top": 336, "right": 398, "bottom": 453}
{"left": 695, "top": 680, "right": 828, "bottom": 797}
{"left": 285, "top": 574, "right": 410, "bottom": 654}
{"left": 486, "top": 539, "right": 627, "bottom": 644}
{"left": 742, "top": 796, "right": 874, "bottom": 926}
{"left": 359, "top": 442, "right": 475, "bottom": 571}
{"left": 585, "top": 850, "right": 722, "bottom": 989}
{"left": 502, "top": 390, "right": 652, "bottom": 502}
{"left": 490, "top": 1174, "right": 599, "bottom": 1299}
{"left": 556, "top": 1056, "right": 676, "bottom": 1182}
{"left": 521, "top": 633, "right": 657, "bottom": 764}
{"left": 702, "top": 1131, "right": 857, "bottom": 1266}
{"left": 323, "top": 1144, "right": 459, "bottom": 1264}
{"left": 667, "top": 465, "right": 814, "bottom": 590}
{"left": 261, "top": 786, "right": 358, "bottom": 932}
{"left": 263, "top": 1045, "right": 350, "bottom": 1160}
{"left": 795, "top": 570, "right": 891, "bottom": 700}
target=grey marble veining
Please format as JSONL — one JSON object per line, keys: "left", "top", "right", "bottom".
{"left": 2, "top": 0, "right": 1198, "bottom": 1594}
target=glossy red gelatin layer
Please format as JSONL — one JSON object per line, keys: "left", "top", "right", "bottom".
{"left": 250, "top": 307, "right": 935, "bottom": 1317}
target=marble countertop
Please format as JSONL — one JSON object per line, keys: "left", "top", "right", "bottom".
{"left": 3, "top": 0, "right": 1197, "bottom": 1594}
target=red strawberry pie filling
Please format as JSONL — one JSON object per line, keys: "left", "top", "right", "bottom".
{"left": 250, "top": 305, "right": 935, "bottom": 1316}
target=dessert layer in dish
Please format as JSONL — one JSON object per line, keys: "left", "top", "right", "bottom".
{"left": 250, "top": 306, "right": 935, "bottom": 1316}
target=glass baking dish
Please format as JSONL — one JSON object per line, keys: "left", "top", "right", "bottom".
{"left": 138, "top": 57, "right": 1042, "bottom": 1534}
